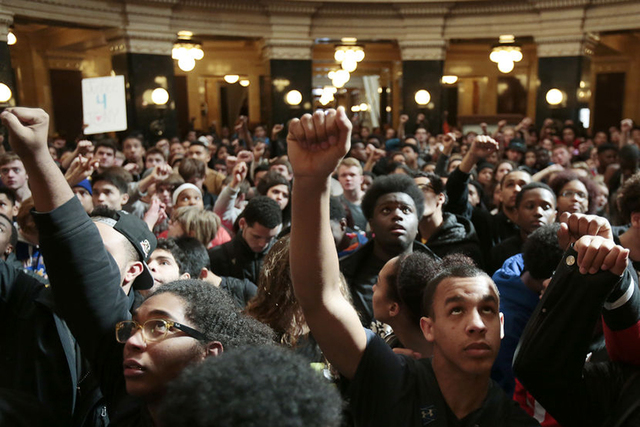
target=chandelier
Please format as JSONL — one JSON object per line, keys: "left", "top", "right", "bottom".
{"left": 334, "top": 38, "right": 365, "bottom": 73}
{"left": 489, "top": 35, "right": 522, "bottom": 74}
{"left": 172, "top": 31, "right": 204, "bottom": 72}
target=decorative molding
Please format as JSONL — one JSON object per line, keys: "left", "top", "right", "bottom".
{"left": 451, "top": 2, "right": 535, "bottom": 15}
{"left": 262, "top": 38, "right": 313, "bottom": 60}
{"left": 398, "top": 40, "right": 447, "bottom": 61}
{"left": 535, "top": 34, "right": 599, "bottom": 57}
{"left": 106, "top": 29, "right": 175, "bottom": 56}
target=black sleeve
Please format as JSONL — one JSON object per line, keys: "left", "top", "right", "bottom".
{"left": 444, "top": 167, "right": 473, "bottom": 219}
{"left": 33, "top": 197, "right": 129, "bottom": 408}
{"left": 513, "top": 247, "right": 634, "bottom": 427}
{"left": 0, "top": 257, "right": 39, "bottom": 311}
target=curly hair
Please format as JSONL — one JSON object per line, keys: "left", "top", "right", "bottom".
{"left": 618, "top": 171, "right": 640, "bottom": 223}
{"left": 548, "top": 170, "right": 598, "bottom": 214}
{"left": 173, "top": 236, "right": 210, "bottom": 277}
{"left": 422, "top": 254, "right": 491, "bottom": 319}
{"left": 159, "top": 346, "right": 342, "bottom": 427}
{"left": 391, "top": 252, "right": 443, "bottom": 325}
{"left": 245, "top": 235, "right": 351, "bottom": 347}
{"left": 151, "top": 279, "right": 275, "bottom": 348}
{"left": 361, "top": 174, "right": 425, "bottom": 220}
{"left": 242, "top": 196, "right": 282, "bottom": 229}
{"left": 522, "top": 223, "right": 563, "bottom": 281}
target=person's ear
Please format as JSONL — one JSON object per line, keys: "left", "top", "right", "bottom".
{"left": 239, "top": 217, "right": 247, "bottom": 230}
{"left": 388, "top": 301, "right": 400, "bottom": 318}
{"left": 179, "top": 272, "right": 190, "bottom": 280}
{"left": 204, "top": 341, "right": 223, "bottom": 358}
{"left": 340, "top": 218, "right": 347, "bottom": 233}
{"left": 121, "top": 192, "right": 130, "bottom": 206}
{"left": 420, "top": 316, "right": 435, "bottom": 343}
{"left": 631, "top": 212, "right": 640, "bottom": 229}
{"left": 437, "top": 192, "right": 446, "bottom": 207}
{"left": 499, "top": 312, "right": 505, "bottom": 340}
{"left": 123, "top": 261, "right": 144, "bottom": 285}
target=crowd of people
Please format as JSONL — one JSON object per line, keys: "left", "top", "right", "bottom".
{"left": 0, "top": 104, "right": 639, "bottom": 427}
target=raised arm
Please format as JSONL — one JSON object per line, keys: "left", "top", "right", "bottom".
{"left": 514, "top": 214, "right": 630, "bottom": 427}
{"left": 288, "top": 107, "right": 367, "bottom": 379}
{"left": 0, "top": 108, "right": 73, "bottom": 211}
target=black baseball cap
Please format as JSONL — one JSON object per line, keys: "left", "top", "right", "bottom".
{"left": 92, "top": 210, "right": 157, "bottom": 290}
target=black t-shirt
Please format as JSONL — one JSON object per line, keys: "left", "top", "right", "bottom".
{"left": 347, "top": 333, "right": 539, "bottom": 427}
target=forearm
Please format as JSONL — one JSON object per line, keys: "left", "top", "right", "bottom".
{"left": 22, "top": 148, "right": 74, "bottom": 212}
{"left": 59, "top": 149, "right": 78, "bottom": 171}
{"left": 397, "top": 124, "right": 405, "bottom": 140}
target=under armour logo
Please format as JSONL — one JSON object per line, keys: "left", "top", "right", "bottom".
{"left": 420, "top": 405, "right": 436, "bottom": 425}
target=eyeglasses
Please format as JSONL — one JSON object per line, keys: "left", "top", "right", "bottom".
{"left": 115, "top": 319, "right": 206, "bottom": 344}
{"left": 416, "top": 183, "right": 436, "bottom": 193}
{"left": 559, "top": 190, "right": 587, "bottom": 200}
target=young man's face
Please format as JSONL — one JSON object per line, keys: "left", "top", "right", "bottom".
{"left": 421, "top": 276, "right": 503, "bottom": 376}
{"left": 516, "top": 188, "right": 556, "bottom": 235}
{"left": 240, "top": 218, "right": 280, "bottom": 253}
{"left": 73, "top": 187, "right": 94, "bottom": 214}
{"left": 369, "top": 192, "right": 419, "bottom": 252}
{"left": 372, "top": 257, "right": 398, "bottom": 323}
{"left": 552, "top": 147, "right": 571, "bottom": 167}
{"left": 415, "top": 128, "right": 427, "bottom": 143}
{"left": 93, "top": 181, "right": 129, "bottom": 210}
{"left": 95, "top": 147, "right": 116, "bottom": 169}
{"left": 123, "top": 292, "right": 210, "bottom": 399}
{"left": 124, "top": 138, "right": 144, "bottom": 162}
{"left": 0, "top": 214, "right": 13, "bottom": 259}
{"left": 0, "top": 193, "right": 16, "bottom": 218}
{"left": 0, "top": 160, "right": 28, "bottom": 191}
{"left": 170, "top": 142, "right": 186, "bottom": 158}
{"left": 338, "top": 165, "right": 363, "bottom": 193}
{"left": 188, "top": 145, "right": 210, "bottom": 164}
{"left": 266, "top": 185, "right": 289, "bottom": 210}
{"left": 270, "top": 164, "right": 292, "bottom": 181}
{"left": 148, "top": 248, "right": 186, "bottom": 289}
{"left": 145, "top": 153, "right": 166, "bottom": 170}
{"left": 500, "top": 171, "right": 531, "bottom": 210}
{"left": 402, "top": 146, "right": 418, "bottom": 162}
{"left": 174, "top": 189, "right": 204, "bottom": 210}
{"left": 414, "top": 177, "right": 443, "bottom": 219}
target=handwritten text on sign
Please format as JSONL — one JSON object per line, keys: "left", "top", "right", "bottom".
{"left": 82, "top": 76, "right": 127, "bottom": 135}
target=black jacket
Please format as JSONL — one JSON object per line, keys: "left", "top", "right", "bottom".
{"left": 208, "top": 233, "right": 270, "bottom": 284}
{"left": 340, "top": 240, "right": 438, "bottom": 327}
{"left": 422, "top": 212, "right": 484, "bottom": 269}
{"left": 514, "top": 247, "right": 640, "bottom": 427}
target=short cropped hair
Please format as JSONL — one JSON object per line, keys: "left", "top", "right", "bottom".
{"left": 151, "top": 280, "right": 274, "bottom": 347}
{"left": 394, "top": 252, "right": 443, "bottom": 325}
{"left": 338, "top": 157, "right": 363, "bottom": 175}
{"left": 242, "top": 196, "right": 282, "bottom": 229}
{"left": 515, "top": 182, "right": 556, "bottom": 208}
{"left": 92, "top": 169, "right": 129, "bottom": 195}
{"left": 174, "top": 236, "right": 211, "bottom": 277}
{"left": 619, "top": 171, "right": 640, "bottom": 223}
{"left": 159, "top": 346, "right": 342, "bottom": 427}
{"left": 0, "top": 187, "right": 17, "bottom": 208}
{"left": 145, "top": 147, "right": 166, "bottom": 161}
{"left": 422, "top": 254, "right": 491, "bottom": 318}
{"left": 597, "top": 143, "right": 618, "bottom": 154}
{"left": 522, "top": 223, "right": 563, "bottom": 280}
{"left": 0, "top": 152, "right": 22, "bottom": 167}
{"left": 178, "top": 158, "right": 206, "bottom": 182}
{"left": 413, "top": 171, "right": 445, "bottom": 195}
{"left": 362, "top": 174, "right": 425, "bottom": 219}
{"left": 94, "top": 139, "right": 117, "bottom": 154}
{"left": 155, "top": 238, "right": 190, "bottom": 276}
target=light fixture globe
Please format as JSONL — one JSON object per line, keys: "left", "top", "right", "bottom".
{"left": 334, "top": 49, "right": 346, "bottom": 62}
{"left": 224, "top": 75, "right": 240, "bottom": 84}
{"left": 151, "top": 88, "right": 169, "bottom": 105}
{"left": 190, "top": 47, "right": 204, "bottom": 60}
{"left": 239, "top": 79, "right": 250, "bottom": 87}
{"left": 285, "top": 90, "right": 303, "bottom": 106}
{"left": 355, "top": 49, "right": 365, "bottom": 62}
{"left": 510, "top": 49, "right": 523, "bottom": 62}
{"left": 178, "top": 56, "right": 196, "bottom": 72}
{"left": 546, "top": 88, "right": 564, "bottom": 106}
{"left": 7, "top": 31, "right": 16, "bottom": 46}
{"left": 341, "top": 59, "right": 357, "bottom": 73}
{"left": 415, "top": 90, "right": 431, "bottom": 106}
{"left": 0, "top": 83, "right": 12, "bottom": 102}
{"left": 497, "top": 59, "right": 514, "bottom": 73}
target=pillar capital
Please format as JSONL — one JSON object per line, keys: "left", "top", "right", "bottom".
{"left": 0, "top": 9, "right": 14, "bottom": 43}
{"left": 398, "top": 40, "right": 447, "bottom": 61}
{"left": 535, "top": 33, "right": 599, "bottom": 58}
{"left": 262, "top": 38, "right": 314, "bottom": 61}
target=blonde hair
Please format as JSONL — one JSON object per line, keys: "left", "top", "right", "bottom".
{"left": 171, "top": 206, "right": 221, "bottom": 246}
{"left": 339, "top": 157, "right": 363, "bottom": 175}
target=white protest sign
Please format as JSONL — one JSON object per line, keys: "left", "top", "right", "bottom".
{"left": 82, "top": 75, "right": 127, "bottom": 135}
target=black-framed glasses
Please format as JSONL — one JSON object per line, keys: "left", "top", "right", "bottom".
{"left": 115, "top": 319, "right": 207, "bottom": 344}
